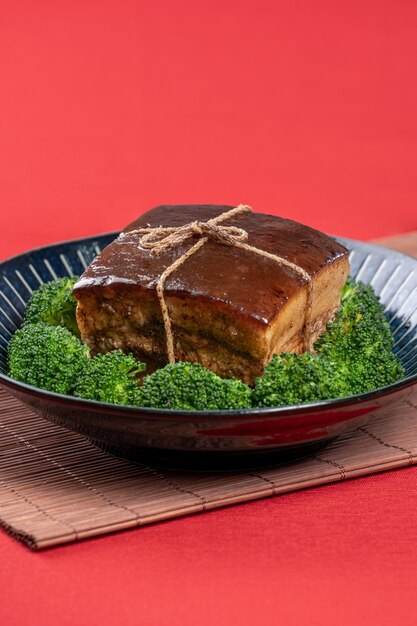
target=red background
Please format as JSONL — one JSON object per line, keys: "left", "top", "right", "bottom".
{"left": 1, "top": 1, "right": 417, "bottom": 624}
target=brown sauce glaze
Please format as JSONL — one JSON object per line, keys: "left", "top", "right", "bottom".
{"left": 73, "top": 205, "right": 349, "bottom": 326}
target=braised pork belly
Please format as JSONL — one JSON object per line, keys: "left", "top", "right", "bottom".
{"left": 73, "top": 205, "right": 350, "bottom": 385}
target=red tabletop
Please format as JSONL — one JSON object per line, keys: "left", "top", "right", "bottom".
{"left": 1, "top": 2, "right": 417, "bottom": 624}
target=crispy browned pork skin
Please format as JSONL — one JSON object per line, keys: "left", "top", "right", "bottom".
{"left": 73, "top": 205, "right": 350, "bottom": 385}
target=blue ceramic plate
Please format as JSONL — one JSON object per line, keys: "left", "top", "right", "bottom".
{"left": 0, "top": 234, "right": 416, "bottom": 470}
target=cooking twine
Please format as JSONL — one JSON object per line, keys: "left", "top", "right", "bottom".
{"left": 124, "top": 205, "right": 313, "bottom": 362}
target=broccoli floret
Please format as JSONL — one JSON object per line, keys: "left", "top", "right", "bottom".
{"left": 74, "top": 351, "right": 145, "bottom": 405}
{"left": 252, "top": 352, "right": 349, "bottom": 407}
{"left": 315, "top": 277, "right": 404, "bottom": 394}
{"left": 253, "top": 278, "right": 404, "bottom": 406}
{"left": 138, "top": 362, "right": 252, "bottom": 410}
{"left": 7, "top": 322, "right": 89, "bottom": 394}
{"left": 9, "top": 277, "right": 405, "bottom": 409}
{"left": 24, "top": 276, "right": 80, "bottom": 337}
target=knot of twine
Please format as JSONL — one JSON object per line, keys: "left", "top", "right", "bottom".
{"left": 124, "top": 204, "right": 313, "bottom": 363}
{"left": 134, "top": 218, "right": 249, "bottom": 254}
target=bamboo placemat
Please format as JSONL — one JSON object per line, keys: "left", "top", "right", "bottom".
{"left": 1, "top": 388, "right": 417, "bottom": 549}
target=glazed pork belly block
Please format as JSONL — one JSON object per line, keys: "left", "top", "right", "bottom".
{"left": 73, "top": 205, "right": 350, "bottom": 385}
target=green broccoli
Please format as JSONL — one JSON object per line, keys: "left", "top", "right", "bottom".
{"left": 24, "top": 276, "right": 80, "bottom": 337}
{"left": 252, "top": 352, "right": 349, "bottom": 407}
{"left": 138, "top": 361, "right": 252, "bottom": 410}
{"left": 8, "top": 276, "right": 405, "bottom": 410}
{"left": 253, "top": 278, "right": 404, "bottom": 407}
{"left": 315, "top": 277, "right": 404, "bottom": 394}
{"left": 7, "top": 322, "right": 89, "bottom": 394}
{"left": 74, "top": 351, "right": 145, "bottom": 405}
